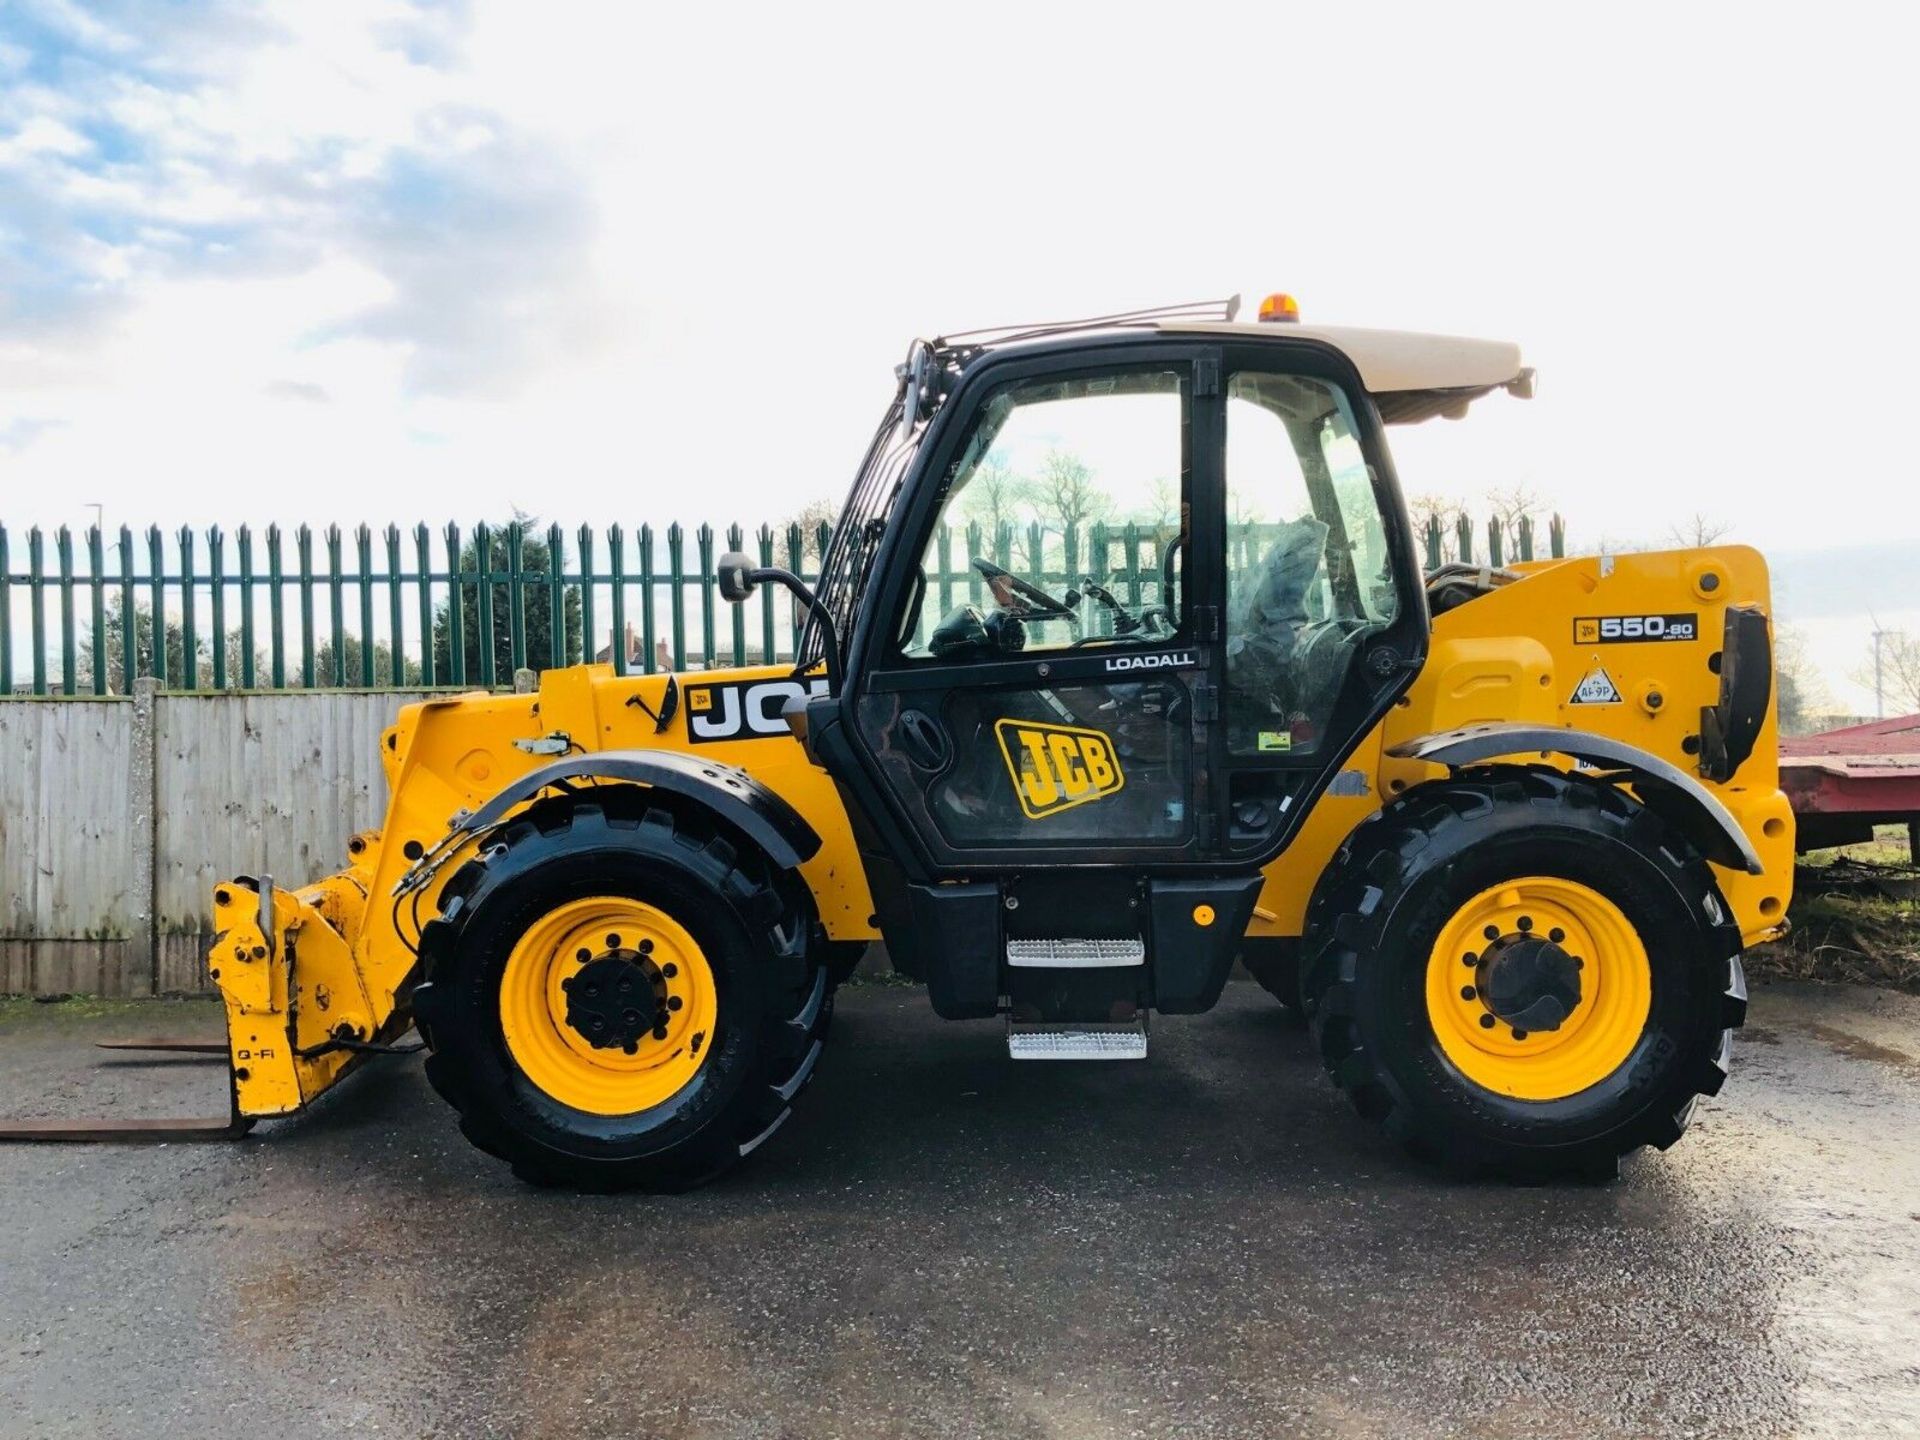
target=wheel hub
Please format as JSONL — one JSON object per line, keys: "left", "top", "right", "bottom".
{"left": 1476, "top": 930, "right": 1583, "bottom": 1034}
{"left": 561, "top": 951, "right": 669, "bottom": 1054}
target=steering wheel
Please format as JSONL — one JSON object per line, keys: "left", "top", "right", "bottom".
{"left": 971, "top": 557, "right": 1076, "bottom": 620}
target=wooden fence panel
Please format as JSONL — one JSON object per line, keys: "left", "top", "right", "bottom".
{"left": 150, "top": 691, "right": 429, "bottom": 993}
{"left": 0, "top": 699, "right": 139, "bottom": 994}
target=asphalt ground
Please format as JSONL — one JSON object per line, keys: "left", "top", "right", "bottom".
{"left": 2, "top": 979, "right": 1917, "bottom": 1439}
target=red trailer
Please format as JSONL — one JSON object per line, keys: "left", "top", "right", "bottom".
{"left": 1780, "top": 714, "right": 1920, "bottom": 858}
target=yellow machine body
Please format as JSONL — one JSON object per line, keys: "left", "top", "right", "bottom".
{"left": 209, "top": 544, "right": 1791, "bottom": 1121}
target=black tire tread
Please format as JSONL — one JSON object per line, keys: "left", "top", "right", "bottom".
{"left": 412, "top": 793, "right": 832, "bottom": 1192}
{"left": 1300, "top": 766, "right": 1747, "bottom": 1178}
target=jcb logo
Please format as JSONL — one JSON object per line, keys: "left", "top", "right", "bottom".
{"left": 994, "top": 719, "right": 1125, "bottom": 820}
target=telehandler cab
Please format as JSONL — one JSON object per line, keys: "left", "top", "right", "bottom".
{"left": 4, "top": 295, "right": 1790, "bottom": 1188}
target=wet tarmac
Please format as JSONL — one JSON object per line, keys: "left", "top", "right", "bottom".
{"left": 2, "top": 980, "right": 1917, "bottom": 1439}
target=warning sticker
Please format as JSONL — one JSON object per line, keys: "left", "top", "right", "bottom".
{"left": 1570, "top": 667, "right": 1624, "bottom": 705}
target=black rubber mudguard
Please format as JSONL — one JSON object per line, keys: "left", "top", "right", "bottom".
{"left": 1386, "top": 723, "right": 1764, "bottom": 875}
{"left": 456, "top": 750, "right": 822, "bottom": 869}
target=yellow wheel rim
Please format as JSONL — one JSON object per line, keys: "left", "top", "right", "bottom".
{"left": 499, "top": 895, "right": 718, "bottom": 1116}
{"left": 1425, "top": 876, "right": 1652, "bottom": 1101}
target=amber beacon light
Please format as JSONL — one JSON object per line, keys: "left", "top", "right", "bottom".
{"left": 1257, "top": 292, "right": 1301, "bottom": 323}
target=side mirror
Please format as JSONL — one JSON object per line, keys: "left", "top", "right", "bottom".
{"left": 716, "top": 552, "right": 757, "bottom": 603}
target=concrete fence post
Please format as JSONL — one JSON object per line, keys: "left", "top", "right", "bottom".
{"left": 513, "top": 668, "right": 536, "bottom": 694}
{"left": 128, "top": 677, "right": 159, "bottom": 997}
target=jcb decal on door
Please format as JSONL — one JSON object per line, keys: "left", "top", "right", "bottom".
{"left": 1574, "top": 613, "right": 1698, "bottom": 644}
{"left": 994, "top": 718, "right": 1125, "bottom": 820}
{"left": 685, "top": 677, "right": 831, "bottom": 743}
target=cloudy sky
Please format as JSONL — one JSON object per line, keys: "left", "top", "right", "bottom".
{"left": 1, "top": 1, "right": 1916, "bottom": 703}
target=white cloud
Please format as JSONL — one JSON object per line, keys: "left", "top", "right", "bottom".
{"left": 1, "top": 0, "right": 1918, "bottom": 705}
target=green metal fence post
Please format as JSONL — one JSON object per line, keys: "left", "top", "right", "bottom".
{"left": 785, "top": 524, "right": 805, "bottom": 651}
{"left": 757, "top": 524, "right": 776, "bottom": 663}
{"left": 935, "top": 524, "right": 954, "bottom": 620}
{"left": 1487, "top": 517, "right": 1504, "bottom": 569}
{"left": 268, "top": 524, "right": 287, "bottom": 690}
{"left": 208, "top": 525, "right": 227, "bottom": 691}
{"left": 636, "top": 523, "right": 655, "bottom": 675}
{"left": 473, "top": 521, "right": 495, "bottom": 688}
{"left": 297, "top": 524, "right": 316, "bottom": 689}
{"left": 325, "top": 525, "right": 345, "bottom": 688}
{"left": 610, "top": 525, "right": 630, "bottom": 676}
{"left": 1518, "top": 513, "right": 1534, "bottom": 563}
{"left": 1550, "top": 514, "right": 1566, "bottom": 559}
{"left": 695, "top": 524, "right": 716, "bottom": 668}
{"left": 1455, "top": 514, "right": 1473, "bottom": 566}
{"left": 667, "top": 523, "right": 686, "bottom": 670}
{"left": 385, "top": 525, "right": 404, "bottom": 685}
{"left": 579, "top": 525, "right": 599, "bottom": 672}
{"left": 178, "top": 526, "right": 198, "bottom": 690}
{"left": 547, "top": 523, "right": 566, "bottom": 668}
{"left": 415, "top": 524, "right": 435, "bottom": 687}
{"left": 56, "top": 526, "right": 77, "bottom": 695}
{"left": 238, "top": 525, "right": 257, "bottom": 689}
{"left": 1425, "top": 515, "right": 1443, "bottom": 571}
{"left": 724, "top": 523, "right": 746, "bottom": 665}
{"left": 445, "top": 522, "right": 466, "bottom": 687}
{"left": 117, "top": 527, "right": 135, "bottom": 694}
{"left": 28, "top": 528, "right": 46, "bottom": 695}
{"left": 147, "top": 526, "right": 166, "bottom": 689}
{"left": 505, "top": 522, "right": 526, "bottom": 676}
{"left": 354, "top": 525, "right": 375, "bottom": 687}
{"left": 87, "top": 526, "right": 106, "bottom": 695}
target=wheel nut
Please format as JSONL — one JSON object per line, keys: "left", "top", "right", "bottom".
{"left": 662, "top": 962, "right": 678, "bottom": 979}
{"left": 639, "top": 939, "right": 654, "bottom": 954}
{"left": 1549, "top": 928, "right": 1566, "bottom": 944}
{"left": 576, "top": 948, "right": 591, "bottom": 962}
{"left": 652, "top": 1023, "right": 669, "bottom": 1041}
{"left": 667, "top": 996, "right": 683, "bottom": 1012}
{"left": 1460, "top": 985, "right": 1476, "bottom": 1001}
{"left": 1483, "top": 925, "right": 1500, "bottom": 941}
{"left": 1478, "top": 1014, "right": 1496, "bottom": 1030}
{"left": 1463, "top": 951, "right": 1478, "bottom": 967}
{"left": 606, "top": 933, "right": 621, "bottom": 948}
{"left": 1517, "top": 916, "right": 1533, "bottom": 932}
{"left": 1512, "top": 1028, "right": 1529, "bottom": 1041}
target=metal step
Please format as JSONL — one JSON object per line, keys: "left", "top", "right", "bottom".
{"left": 1005, "top": 937, "right": 1146, "bottom": 969}
{"left": 1007, "top": 1018, "right": 1149, "bottom": 1060}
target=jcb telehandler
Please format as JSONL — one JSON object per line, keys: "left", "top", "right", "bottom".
{"left": 5, "top": 295, "right": 1790, "bottom": 1188}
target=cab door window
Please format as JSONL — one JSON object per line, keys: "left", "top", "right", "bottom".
{"left": 1222, "top": 371, "right": 1399, "bottom": 757}
{"left": 896, "top": 368, "right": 1189, "bottom": 661}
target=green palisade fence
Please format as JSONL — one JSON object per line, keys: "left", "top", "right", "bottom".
{"left": 0, "top": 513, "right": 1566, "bottom": 697}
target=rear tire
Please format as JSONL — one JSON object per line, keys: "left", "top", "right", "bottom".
{"left": 1301, "top": 768, "right": 1747, "bottom": 1179}
{"left": 412, "top": 794, "right": 831, "bottom": 1192}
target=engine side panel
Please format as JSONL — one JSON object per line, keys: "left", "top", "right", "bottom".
{"left": 1249, "top": 546, "right": 1793, "bottom": 948}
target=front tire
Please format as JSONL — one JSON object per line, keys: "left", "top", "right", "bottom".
{"left": 412, "top": 795, "right": 831, "bottom": 1192}
{"left": 1302, "top": 768, "right": 1747, "bottom": 1178}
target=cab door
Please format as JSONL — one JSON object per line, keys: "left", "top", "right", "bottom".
{"left": 1205, "top": 345, "right": 1430, "bottom": 858}
{"left": 846, "top": 343, "right": 1222, "bottom": 872}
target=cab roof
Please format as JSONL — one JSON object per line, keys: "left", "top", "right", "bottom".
{"left": 931, "top": 300, "right": 1531, "bottom": 424}
{"left": 1156, "top": 320, "right": 1527, "bottom": 400}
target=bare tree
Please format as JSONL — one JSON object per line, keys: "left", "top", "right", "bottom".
{"left": 1407, "top": 493, "right": 1461, "bottom": 564}
{"left": 1485, "top": 484, "right": 1543, "bottom": 559}
{"left": 961, "top": 455, "right": 1022, "bottom": 545}
{"left": 1029, "top": 448, "right": 1111, "bottom": 572}
{"left": 779, "top": 497, "right": 841, "bottom": 562}
{"left": 1773, "top": 624, "right": 1829, "bottom": 736}
{"left": 1669, "top": 513, "right": 1733, "bottom": 548}
{"left": 1854, "top": 628, "right": 1920, "bottom": 717}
